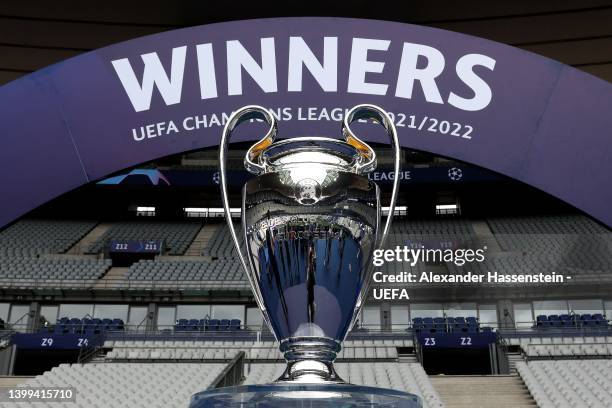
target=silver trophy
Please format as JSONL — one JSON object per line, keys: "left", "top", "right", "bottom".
{"left": 190, "top": 105, "right": 420, "bottom": 407}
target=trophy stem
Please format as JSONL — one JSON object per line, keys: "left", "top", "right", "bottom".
{"left": 276, "top": 337, "right": 344, "bottom": 384}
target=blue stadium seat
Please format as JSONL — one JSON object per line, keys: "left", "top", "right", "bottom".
{"left": 101, "top": 318, "right": 112, "bottom": 331}
{"left": 188, "top": 319, "right": 199, "bottom": 331}
{"left": 54, "top": 323, "right": 68, "bottom": 334}
{"left": 581, "top": 314, "right": 594, "bottom": 327}
{"left": 230, "top": 319, "right": 241, "bottom": 330}
{"left": 414, "top": 315, "right": 499, "bottom": 334}
{"left": 198, "top": 319, "right": 207, "bottom": 330}
{"left": 175, "top": 319, "right": 188, "bottom": 332}
{"left": 68, "top": 318, "right": 81, "bottom": 334}
{"left": 466, "top": 317, "right": 478, "bottom": 325}
{"left": 208, "top": 319, "right": 220, "bottom": 331}
{"left": 412, "top": 318, "right": 424, "bottom": 333}
{"left": 535, "top": 317, "right": 546, "bottom": 328}
{"left": 111, "top": 318, "right": 124, "bottom": 331}
{"left": 219, "top": 319, "right": 231, "bottom": 331}
{"left": 592, "top": 314, "right": 608, "bottom": 326}
{"left": 454, "top": 323, "right": 469, "bottom": 333}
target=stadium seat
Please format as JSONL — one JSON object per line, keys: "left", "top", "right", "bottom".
{"left": 219, "top": 319, "right": 231, "bottom": 331}
{"left": 208, "top": 319, "right": 220, "bottom": 331}
{"left": 518, "top": 359, "right": 612, "bottom": 408}
{"left": 0, "top": 219, "right": 97, "bottom": 256}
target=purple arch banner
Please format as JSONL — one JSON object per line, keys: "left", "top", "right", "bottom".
{"left": 1, "top": 17, "right": 611, "bottom": 228}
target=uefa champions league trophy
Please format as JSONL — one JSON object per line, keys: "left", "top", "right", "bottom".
{"left": 190, "top": 105, "right": 421, "bottom": 407}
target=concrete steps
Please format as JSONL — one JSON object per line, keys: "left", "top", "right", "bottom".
{"left": 94, "top": 267, "right": 129, "bottom": 289}
{"left": 184, "top": 224, "right": 218, "bottom": 256}
{"left": 0, "top": 376, "right": 33, "bottom": 392}
{"left": 506, "top": 352, "right": 524, "bottom": 375}
{"left": 430, "top": 375, "right": 536, "bottom": 408}
{"left": 471, "top": 220, "right": 502, "bottom": 252}
{"left": 398, "top": 354, "right": 419, "bottom": 363}
{"left": 66, "top": 222, "right": 113, "bottom": 255}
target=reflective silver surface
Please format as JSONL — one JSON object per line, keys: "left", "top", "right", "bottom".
{"left": 219, "top": 104, "right": 400, "bottom": 383}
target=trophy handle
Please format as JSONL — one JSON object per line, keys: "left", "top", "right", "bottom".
{"left": 342, "top": 104, "right": 401, "bottom": 247}
{"left": 240, "top": 107, "right": 278, "bottom": 175}
{"left": 219, "top": 105, "right": 277, "bottom": 320}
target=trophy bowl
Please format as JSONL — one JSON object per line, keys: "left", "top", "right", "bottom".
{"left": 190, "top": 105, "right": 421, "bottom": 407}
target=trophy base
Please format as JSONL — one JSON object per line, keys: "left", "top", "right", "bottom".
{"left": 189, "top": 383, "right": 422, "bottom": 407}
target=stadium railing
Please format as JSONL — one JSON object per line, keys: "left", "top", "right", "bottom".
{"left": 498, "top": 326, "right": 612, "bottom": 343}
{"left": 0, "top": 277, "right": 250, "bottom": 290}
{"left": 95, "top": 327, "right": 417, "bottom": 344}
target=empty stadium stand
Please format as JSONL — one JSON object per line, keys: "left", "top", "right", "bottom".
{"left": 85, "top": 222, "right": 202, "bottom": 255}
{"left": 517, "top": 360, "right": 612, "bottom": 408}
{"left": 393, "top": 219, "right": 475, "bottom": 235}
{"left": 105, "top": 340, "right": 282, "bottom": 361}
{"left": 102, "top": 338, "right": 414, "bottom": 362}
{"left": 0, "top": 214, "right": 608, "bottom": 293}
{"left": 127, "top": 259, "right": 244, "bottom": 282}
{"left": 535, "top": 313, "right": 609, "bottom": 329}
{"left": 487, "top": 215, "right": 609, "bottom": 235}
{"left": 201, "top": 223, "right": 241, "bottom": 258}
{"left": 505, "top": 335, "right": 612, "bottom": 349}
{"left": 174, "top": 318, "right": 242, "bottom": 332}
{"left": 0, "top": 220, "right": 97, "bottom": 256}
{"left": 0, "top": 363, "right": 228, "bottom": 408}
{"left": 486, "top": 216, "right": 612, "bottom": 284}
{"left": 523, "top": 342, "right": 612, "bottom": 358}
{"left": 412, "top": 317, "right": 492, "bottom": 334}
{"left": 43, "top": 317, "right": 125, "bottom": 335}
{"left": 0, "top": 257, "right": 111, "bottom": 288}
{"left": 0, "top": 214, "right": 609, "bottom": 407}
{"left": 397, "top": 214, "right": 612, "bottom": 288}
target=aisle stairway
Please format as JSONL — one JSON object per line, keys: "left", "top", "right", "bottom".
{"left": 184, "top": 224, "right": 217, "bottom": 257}
{"left": 471, "top": 220, "right": 502, "bottom": 252}
{"left": 66, "top": 222, "right": 111, "bottom": 255}
{"left": 430, "top": 375, "right": 536, "bottom": 408}
{"left": 94, "top": 267, "right": 129, "bottom": 289}
{"left": 0, "top": 376, "right": 32, "bottom": 393}
{"left": 506, "top": 351, "right": 523, "bottom": 375}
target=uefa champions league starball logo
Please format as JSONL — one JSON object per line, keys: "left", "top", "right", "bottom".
{"left": 213, "top": 171, "right": 220, "bottom": 185}
{"left": 448, "top": 167, "right": 463, "bottom": 181}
